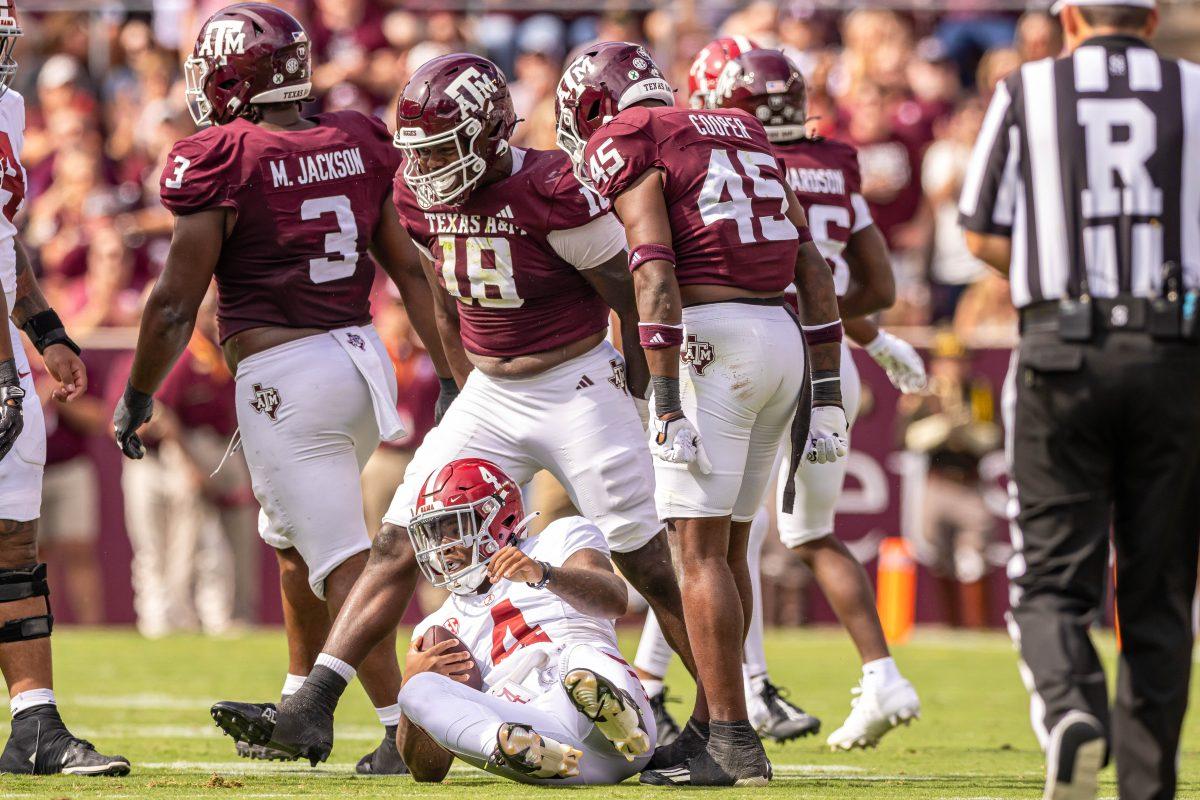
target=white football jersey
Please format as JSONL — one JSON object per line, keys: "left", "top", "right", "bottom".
{"left": 0, "top": 88, "right": 25, "bottom": 311}
{"left": 412, "top": 516, "right": 621, "bottom": 683}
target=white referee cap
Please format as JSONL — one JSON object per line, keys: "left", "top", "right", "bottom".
{"left": 1050, "top": 0, "right": 1156, "bottom": 14}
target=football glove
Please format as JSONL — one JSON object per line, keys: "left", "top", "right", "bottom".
{"left": 649, "top": 413, "right": 712, "bottom": 474}
{"left": 434, "top": 377, "right": 459, "bottom": 425}
{"left": 0, "top": 361, "right": 24, "bottom": 462}
{"left": 865, "top": 329, "right": 927, "bottom": 394}
{"left": 805, "top": 405, "right": 848, "bottom": 465}
{"left": 113, "top": 383, "right": 154, "bottom": 460}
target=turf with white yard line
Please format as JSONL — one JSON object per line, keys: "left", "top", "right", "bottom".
{"left": 0, "top": 628, "right": 1193, "bottom": 799}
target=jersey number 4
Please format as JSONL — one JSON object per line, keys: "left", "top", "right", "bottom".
{"left": 490, "top": 599, "right": 551, "bottom": 665}
{"left": 698, "top": 149, "right": 798, "bottom": 245}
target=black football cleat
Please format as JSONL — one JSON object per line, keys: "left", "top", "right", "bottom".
{"left": 648, "top": 688, "right": 682, "bottom": 747}
{"left": 641, "top": 721, "right": 770, "bottom": 787}
{"left": 211, "top": 699, "right": 333, "bottom": 767}
{"left": 753, "top": 679, "right": 821, "bottom": 742}
{"left": 645, "top": 716, "right": 707, "bottom": 770}
{"left": 356, "top": 725, "right": 409, "bottom": 775}
{"left": 0, "top": 705, "right": 130, "bottom": 776}
{"left": 235, "top": 740, "right": 299, "bottom": 762}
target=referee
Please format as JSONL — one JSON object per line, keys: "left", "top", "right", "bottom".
{"left": 959, "top": 1, "right": 1200, "bottom": 799}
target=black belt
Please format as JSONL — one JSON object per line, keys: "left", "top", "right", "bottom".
{"left": 1019, "top": 296, "right": 1150, "bottom": 334}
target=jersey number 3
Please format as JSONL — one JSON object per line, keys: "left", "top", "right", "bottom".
{"left": 302, "top": 195, "right": 360, "bottom": 284}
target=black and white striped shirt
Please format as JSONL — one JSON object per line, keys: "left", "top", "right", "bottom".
{"left": 959, "top": 35, "right": 1200, "bottom": 308}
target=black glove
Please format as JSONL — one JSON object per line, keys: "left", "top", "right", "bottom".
{"left": 0, "top": 359, "right": 24, "bottom": 462}
{"left": 113, "top": 382, "right": 154, "bottom": 459}
{"left": 434, "top": 377, "right": 459, "bottom": 425}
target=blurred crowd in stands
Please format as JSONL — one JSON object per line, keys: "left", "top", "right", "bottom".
{"left": 12, "top": 0, "right": 1082, "bottom": 631}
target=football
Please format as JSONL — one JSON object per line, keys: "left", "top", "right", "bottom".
{"left": 419, "top": 624, "right": 483, "bottom": 690}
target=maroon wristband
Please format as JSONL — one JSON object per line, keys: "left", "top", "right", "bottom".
{"left": 795, "top": 225, "right": 813, "bottom": 244}
{"left": 638, "top": 323, "right": 685, "bottom": 350}
{"left": 629, "top": 243, "right": 676, "bottom": 272}
{"left": 802, "top": 320, "right": 843, "bottom": 346}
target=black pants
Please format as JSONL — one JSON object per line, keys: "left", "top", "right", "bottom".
{"left": 1006, "top": 328, "right": 1200, "bottom": 800}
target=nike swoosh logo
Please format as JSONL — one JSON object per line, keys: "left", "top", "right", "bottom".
{"left": 29, "top": 719, "right": 39, "bottom": 766}
{"left": 17, "top": 370, "right": 28, "bottom": 379}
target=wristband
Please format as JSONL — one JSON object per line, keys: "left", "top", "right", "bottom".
{"left": 438, "top": 376, "right": 458, "bottom": 393}
{"left": 638, "top": 322, "right": 684, "bottom": 350}
{"left": 802, "top": 319, "right": 843, "bottom": 347}
{"left": 0, "top": 358, "right": 17, "bottom": 387}
{"left": 22, "top": 309, "right": 81, "bottom": 356}
{"left": 629, "top": 243, "right": 676, "bottom": 272}
{"left": 123, "top": 381, "right": 154, "bottom": 413}
{"left": 651, "top": 374, "right": 681, "bottom": 417}
{"left": 811, "top": 369, "right": 843, "bottom": 406}
{"left": 795, "top": 225, "right": 814, "bottom": 244}
{"left": 526, "top": 560, "right": 553, "bottom": 590}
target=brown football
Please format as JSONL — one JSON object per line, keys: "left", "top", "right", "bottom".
{"left": 418, "top": 624, "right": 483, "bottom": 690}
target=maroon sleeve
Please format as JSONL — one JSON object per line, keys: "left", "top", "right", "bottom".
{"left": 359, "top": 111, "right": 402, "bottom": 174}
{"left": 159, "top": 132, "right": 236, "bottom": 215}
{"left": 584, "top": 116, "right": 661, "bottom": 203}
{"left": 545, "top": 157, "right": 609, "bottom": 231}
{"left": 838, "top": 141, "right": 863, "bottom": 196}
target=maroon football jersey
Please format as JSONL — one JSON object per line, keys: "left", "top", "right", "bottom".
{"left": 393, "top": 148, "right": 611, "bottom": 358}
{"left": 160, "top": 111, "right": 400, "bottom": 343}
{"left": 585, "top": 105, "right": 799, "bottom": 292}
{"left": 773, "top": 137, "right": 871, "bottom": 297}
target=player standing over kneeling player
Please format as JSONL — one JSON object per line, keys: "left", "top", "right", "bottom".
{"left": 556, "top": 42, "right": 846, "bottom": 785}
{"left": 112, "top": 3, "right": 451, "bottom": 774}
{"left": 636, "top": 46, "right": 924, "bottom": 750}
{"left": 394, "top": 458, "right": 656, "bottom": 785}
{"left": 209, "top": 54, "right": 697, "bottom": 766}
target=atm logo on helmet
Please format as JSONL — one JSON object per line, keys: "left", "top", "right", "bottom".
{"left": 198, "top": 20, "right": 247, "bottom": 60}
{"left": 445, "top": 67, "right": 499, "bottom": 116}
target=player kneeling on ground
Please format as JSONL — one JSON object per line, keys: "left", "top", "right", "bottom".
{"left": 394, "top": 458, "right": 656, "bottom": 785}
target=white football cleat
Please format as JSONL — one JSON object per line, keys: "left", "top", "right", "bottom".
{"left": 564, "top": 668, "right": 651, "bottom": 761}
{"left": 826, "top": 677, "right": 920, "bottom": 751}
{"left": 493, "top": 723, "right": 582, "bottom": 779}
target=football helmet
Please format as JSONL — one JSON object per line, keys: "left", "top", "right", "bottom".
{"left": 0, "top": 0, "right": 21, "bottom": 100}
{"left": 555, "top": 41, "right": 673, "bottom": 188}
{"left": 408, "top": 458, "right": 533, "bottom": 595}
{"left": 688, "top": 35, "right": 759, "bottom": 110}
{"left": 713, "top": 48, "right": 809, "bottom": 143}
{"left": 393, "top": 54, "right": 517, "bottom": 210}
{"left": 184, "top": 2, "right": 312, "bottom": 127}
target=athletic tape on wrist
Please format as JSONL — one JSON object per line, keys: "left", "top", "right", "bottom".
{"left": 651, "top": 375, "right": 681, "bottom": 417}
{"left": 639, "top": 322, "right": 684, "bottom": 350}
{"left": 802, "top": 320, "right": 843, "bottom": 347}
{"left": 811, "top": 369, "right": 843, "bottom": 406}
{"left": 628, "top": 243, "right": 676, "bottom": 272}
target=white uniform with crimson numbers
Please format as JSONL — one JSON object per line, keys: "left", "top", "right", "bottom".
{"left": 400, "top": 516, "right": 656, "bottom": 785}
{"left": 0, "top": 89, "right": 46, "bottom": 522}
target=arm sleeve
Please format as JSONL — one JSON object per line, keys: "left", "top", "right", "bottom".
{"left": 585, "top": 122, "right": 661, "bottom": 202}
{"left": 159, "top": 135, "right": 234, "bottom": 216}
{"left": 546, "top": 213, "right": 627, "bottom": 270}
{"left": 958, "top": 77, "right": 1020, "bottom": 235}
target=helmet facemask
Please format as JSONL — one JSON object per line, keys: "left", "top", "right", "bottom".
{"left": 554, "top": 101, "right": 592, "bottom": 189}
{"left": 409, "top": 495, "right": 506, "bottom": 595}
{"left": 184, "top": 56, "right": 217, "bottom": 126}
{"left": 0, "top": 7, "right": 21, "bottom": 102}
{"left": 394, "top": 115, "right": 499, "bottom": 210}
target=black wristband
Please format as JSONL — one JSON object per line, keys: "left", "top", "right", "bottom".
{"left": 526, "top": 560, "right": 553, "bottom": 590}
{"left": 123, "top": 381, "right": 154, "bottom": 413}
{"left": 22, "top": 309, "right": 80, "bottom": 355}
{"left": 811, "top": 369, "right": 843, "bottom": 406}
{"left": 0, "top": 358, "right": 17, "bottom": 387}
{"left": 438, "top": 377, "right": 458, "bottom": 394}
{"left": 652, "top": 375, "right": 681, "bottom": 418}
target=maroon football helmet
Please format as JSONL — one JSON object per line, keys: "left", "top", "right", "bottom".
{"left": 555, "top": 41, "right": 674, "bottom": 188}
{"left": 184, "top": 2, "right": 312, "bottom": 127}
{"left": 408, "top": 458, "right": 531, "bottom": 595}
{"left": 713, "top": 49, "right": 809, "bottom": 143}
{"left": 0, "top": 0, "right": 21, "bottom": 100}
{"left": 393, "top": 54, "right": 517, "bottom": 210}
{"left": 688, "top": 35, "right": 759, "bottom": 110}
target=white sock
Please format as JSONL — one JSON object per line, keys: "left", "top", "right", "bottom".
{"left": 315, "top": 652, "right": 357, "bottom": 683}
{"left": 375, "top": 702, "right": 401, "bottom": 727}
{"left": 862, "top": 657, "right": 901, "bottom": 688}
{"left": 281, "top": 673, "right": 307, "bottom": 698}
{"left": 742, "top": 507, "right": 770, "bottom": 678}
{"left": 641, "top": 677, "right": 664, "bottom": 698}
{"left": 634, "top": 610, "right": 673, "bottom": 678}
{"left": 10, "top": 688, "right": 55, "bottom": 716}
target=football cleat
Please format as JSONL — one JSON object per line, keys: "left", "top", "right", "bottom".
{"left": 491, "top": 723, "right": 581, "bottom": 779}
{"left": 563, "top": 668, "right": 651, "bottom": 761}
{"left": 1044, "top": 711, "right": 1105, "bottom": 800}
{"left": 235, "top": 740, "right": 298, "bottom": 762}
{"left": 356, "top": 726, "right": 408, "bottom": 775}
{"left": 641, "top": 726, "right": 770, "bottom": 787}
{"left": 645, "top": 716, "right": 708, "bottom": 770}
{"left": 748, "top": 679, "right": 821, "bottom": 742}
{"left": 0, "top": 705, "right": 130, "bottom": 776}
{"left": 211, "top": 699, "right": 333, "bottom": 767}
{"left": 826, "top": 677, "right": 921, "bottom": 751}
{"left": 647, "top": 687, "right": 681, "bottom": 747}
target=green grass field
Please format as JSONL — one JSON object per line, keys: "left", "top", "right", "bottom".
{"left": 0, "top": 627, "right": 1196, "bottom": 799}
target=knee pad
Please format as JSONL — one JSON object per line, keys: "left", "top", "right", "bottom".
{"left": 0, "top": 564, "right": 53, "bottom": 644}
